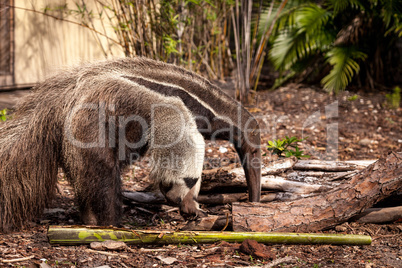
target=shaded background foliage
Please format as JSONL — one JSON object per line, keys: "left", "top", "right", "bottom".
{"left": 65, "top": 0, "right": 235, "bottom": 80}
{"left": 267, "top": 0, "right": 402, "bottom": 93}
{"left": 49, "top": 0, "right": 401, "bottom": 102}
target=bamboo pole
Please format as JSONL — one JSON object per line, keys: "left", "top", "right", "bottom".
{"left": 47, "top": 226, "right": 371, "bottom": 246}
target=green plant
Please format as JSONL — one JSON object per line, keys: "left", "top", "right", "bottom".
{"left": 267, "top": 136, "right": 310, "bottom": 158}
{"left": 385, "top": 117, "right": 395, "bottom": 124}
{"left": 0, "top": 109, "right": 8, "bottom": 122}
{"left": 267, "top": 0, "right": 402, "bottom": 93}
{"left": 347, "top": 94, "right": 358, "bottom": 101}
{"left": 386, "top": 86, "right": 401, "bottom": 109}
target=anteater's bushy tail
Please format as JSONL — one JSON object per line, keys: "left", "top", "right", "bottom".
{"left": 0, "top": 93, "right": 61, "bottom": 233}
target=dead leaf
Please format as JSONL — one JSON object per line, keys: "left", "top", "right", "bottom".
{"left": 90, "top": 240, "right": 127, "bottom": 251}
{"left": 156, "top": 256, "right": 177, "bottom": 265}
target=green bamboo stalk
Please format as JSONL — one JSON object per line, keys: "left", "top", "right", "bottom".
{"left": 47, "top": 226, "right": 371, "bottom": 246}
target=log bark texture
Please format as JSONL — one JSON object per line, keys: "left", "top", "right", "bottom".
{"left": 232, "top": 152, "right": 402, "bottom": 232}
{"left": 293, "top": 160, "right": 364, "bottom": 171}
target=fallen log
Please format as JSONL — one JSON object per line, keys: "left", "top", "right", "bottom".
{"left": 197, "top": 193, "right": 248, "bottom": 204}
{"left": 202, "top": 157, "right": 296, "bottom": 178}
{"left": 122, "top": 191, "right": 165, "bottom": 203}
{"left": 182, "top": 203, "right": 402, "bottom": 232}
{"left": 201, "top": 172, "right": 331, "bottom": 194}
{"left": 232, "top": 152, "right": 402, "bottom": 232}
{"left": 122, "top": 190, "right": 400, "bottom": 231}
{"left": 47, "top": 226, "right": 372, "bottom": 245}
{"left": 198, "top": 191, "right": 313, "bottom": 204}
{"left": 293, "top": 160, "right": 364, "bottom": 171}
{"left": 345, "top": 160, "right": 377, "bottom": 167}
{"left": 286, "top": 170, "right": 357, "bottom": 182}
{"left": 261, "top": 157, "right": 297, "bottom": 175}
{"left": 200, "top": 158, "right": 369, "bottom": 194}
{"left": 349, "top": 206, "right": 402, "bottom": 224}
{"left": 260, "top": 176, "right": 330, "bottom": 194}
{"left": 123, "top": 190, "right": 315, "bottom": 207}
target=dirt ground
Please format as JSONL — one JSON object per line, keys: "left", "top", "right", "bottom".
{"left": 0, "top": 85, "right": 401, "bottom": 267}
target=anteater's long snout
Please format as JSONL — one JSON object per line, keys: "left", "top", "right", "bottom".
{"left": 235, "top": 134, "right": 262, "bottom": 202}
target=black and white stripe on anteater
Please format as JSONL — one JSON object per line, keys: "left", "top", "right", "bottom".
{"left": 0, "top": 57, "right": 261, "bottom": 232}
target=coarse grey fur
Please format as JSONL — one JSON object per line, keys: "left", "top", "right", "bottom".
{"left": 0, "top": 57, "right": 261, "bottom": 233}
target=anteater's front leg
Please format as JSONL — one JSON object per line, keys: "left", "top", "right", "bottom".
{"left": 159, "top": 175, "right": 206, "bottom": 217}
{"left": 63, "top": 147, "right": 123, "bottom": 226}
{"left": 77, "top": 164, "right": 122, "bottom": 226}
{"left": 150, "top": 100, "right": 206, "bottom": 218}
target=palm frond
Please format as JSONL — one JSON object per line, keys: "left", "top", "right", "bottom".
{"left": 326, "top": 0, "right": 349, "bottom": 14}
{"left": 269, "top": 3, "right": 335, "bottom": 71}
{"left": 258, "top": 3, "right": 292, "bottom": 37}
{"left": 296, "top": 4, "right": 331, "bottom": 34}
{"left": 269, "top": 28, "right": 307, "bottom": 70}
{"left": 258, "top": 1, "right": 310, "bottom": 38}
{"left": 326, "top": 0, "right": 365, "bottom": 15}
{"left": 381, "top": 0, "right": 402, "bottom": 28}
{"left": 321, "top": 46, "right": 367, "bottom": 93}
{"left": 387, "top": 17, "right": 402, "bottom": 37}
